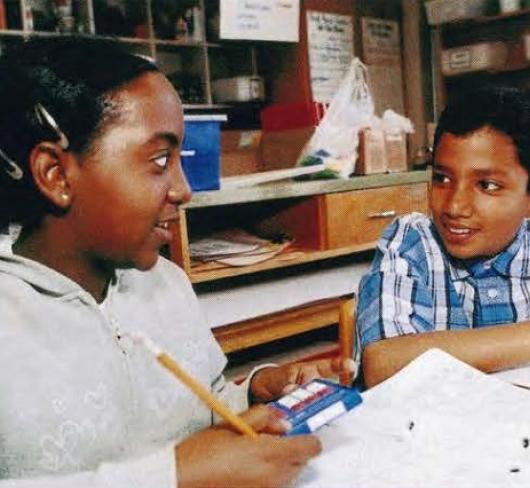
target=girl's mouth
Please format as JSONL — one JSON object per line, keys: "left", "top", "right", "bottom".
{"left": 154, "top": 217, "right": 177, "bottom": 243}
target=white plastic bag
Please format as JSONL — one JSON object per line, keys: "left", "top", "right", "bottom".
{"left": 298, "top": 58, "right": 375, "bottom": 179}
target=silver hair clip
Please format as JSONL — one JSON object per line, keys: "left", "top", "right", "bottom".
{"left": 34, "top": 103, "right": 69, "bottom": 150}
{"left": 0, "top": 147, "right": 23, "bottom": 180}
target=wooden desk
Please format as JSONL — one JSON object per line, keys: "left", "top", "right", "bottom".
{"left": 213, "top": 295, "right": 356, "bottom": 385}
{"left": 170, "top": 171, "right": 430, "bottom": 364}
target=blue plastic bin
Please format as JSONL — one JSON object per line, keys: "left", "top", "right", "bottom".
{"left": 181, "top": 114, "right": 226, "bottom": 192}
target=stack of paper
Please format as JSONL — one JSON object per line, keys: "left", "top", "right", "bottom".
{"left": 189, "top": 229, "right": 290, "bottom": 267}
{"left": 296, "top": 349, "right": 530, "bottom": 488}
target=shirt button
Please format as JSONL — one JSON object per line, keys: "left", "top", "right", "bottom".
{"left": 487, "top": 289, "right": 498, "bottom": 299}
{"left": 483, "top": 262, "right": 492, "bottom": 269}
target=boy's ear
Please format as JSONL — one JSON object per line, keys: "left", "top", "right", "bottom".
{"left": 29, "top": 142, "right": 73, "bottom": 209}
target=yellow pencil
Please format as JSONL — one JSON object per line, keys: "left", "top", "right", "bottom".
{"left": 130, "top": 333, "right": 258, "bottom": 439}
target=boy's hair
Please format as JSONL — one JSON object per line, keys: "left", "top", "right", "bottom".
{"left": 0, "top": 36, "right": 159, "bottom": 228}
{"left": 433, "top": 85, "right": 530, "bottom": 187}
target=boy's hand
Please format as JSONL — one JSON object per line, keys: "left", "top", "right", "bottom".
{"left": 249, "top": 357, "right": 356, "bottom": 403}
{"left": 176, "top": 405, "right": 321, "bottom": 488}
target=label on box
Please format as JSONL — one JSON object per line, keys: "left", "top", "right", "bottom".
{"left": 449, "top": 50, "right": 471, "bottom": 70}
{"left": 269, "top": 379, "right": 363, "bottom": 436}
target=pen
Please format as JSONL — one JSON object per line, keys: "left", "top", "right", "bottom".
{"left": 130, "top": 332, "right": 258, "bottom": 439}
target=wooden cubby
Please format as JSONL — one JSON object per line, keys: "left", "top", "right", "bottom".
{"left": 430, "top": 7, "right": 530, "bottom": 116}
{"left": 169, "top": 170, "right": 431, "bottom": 284}
{"left": 0, "top": 0, "right": 265, "bottom": 110}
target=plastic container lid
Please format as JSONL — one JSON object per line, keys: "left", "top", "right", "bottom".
{"left": 184, "top": 114, "right": 227, "bottom": 122}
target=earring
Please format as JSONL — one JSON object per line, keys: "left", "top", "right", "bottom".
{"left": 61, "top": 193, "right": 70, "bottom": 203}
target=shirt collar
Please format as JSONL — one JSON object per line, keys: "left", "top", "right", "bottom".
{"left": 444, "top": 221, "right": 528, "bottom": 280}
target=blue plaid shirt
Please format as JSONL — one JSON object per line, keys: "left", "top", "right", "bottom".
{"left": 357, "top": 213, "right": 530, "bottom": 349}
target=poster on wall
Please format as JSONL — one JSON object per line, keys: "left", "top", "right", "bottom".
{"left": 220, "top": 0, "right": 300, "bottom": 42}
{"left": 307, "top": 11, "right": 354, "bottom": 104}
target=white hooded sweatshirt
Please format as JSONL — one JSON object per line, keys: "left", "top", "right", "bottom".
{"left": 0, "top": 233, "right": 250, "bottom": 488}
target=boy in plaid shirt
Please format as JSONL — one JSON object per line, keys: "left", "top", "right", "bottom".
{"left": 358, "top": 86, "right": 530, "bottom": 387}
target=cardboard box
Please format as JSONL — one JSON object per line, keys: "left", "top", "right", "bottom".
{"left": 356, "top": 128, "right": 387, "bottom": 175}
{"left": 385, "top": 132, "right": 408, "bottom": 173}
{"left": 220, "top": 130, "right": 262, "bottom": 176}
{"left": 361, "top": 17, "right": 400, "bottom": 65}
{"left": 261, "top": 127, "right": 315, "bottom": 171}
{"left": 441, "top": 41, "right": 508, "bottom": 76}
{"left": 356, "top": 128, "right": 408, "bottom": 175}
{"left": 425, "top": 0, "right": 492, "bottom": 25}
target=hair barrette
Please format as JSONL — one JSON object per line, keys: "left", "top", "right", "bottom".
{"left": 0, "top": 147, "right": 23, "bottom": 180}
{"left": 34, "top": 103, "right": 69, "bottom": 150}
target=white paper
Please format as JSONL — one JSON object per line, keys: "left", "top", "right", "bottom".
{"left": 296, "top": 349, "right": 530, "bottom": 488}
{"left": 189, "top": 238, "right": 259, "bottom": 258}
{"left": 220, "top": 0, "right": 300, "bottom": 42}
{"left": 491, "top": 364, "right": 530, "bottom": 389}
{"left": 306, "top": 11, "right": 354, "bottom": 104}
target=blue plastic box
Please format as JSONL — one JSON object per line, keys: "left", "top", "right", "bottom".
{"left": 181, "top": 114, "right": 227, "bottom": 192}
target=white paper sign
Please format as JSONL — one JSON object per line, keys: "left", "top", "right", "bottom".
{"left": 306, "top": 11, "right": 354, "bottom": 104}
{"left": 220, "top": 0, "right": 300, "bottom": 42}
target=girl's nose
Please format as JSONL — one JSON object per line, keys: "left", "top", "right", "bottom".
{"left": 168, "top": 167, "right": 192, "bottom": 206}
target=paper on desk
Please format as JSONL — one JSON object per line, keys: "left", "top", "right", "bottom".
{"left": 296, "top": 349, "right": 530, "bottom": 488}
{"left": 491, "top": 363, "right": 530, "bottom": 389}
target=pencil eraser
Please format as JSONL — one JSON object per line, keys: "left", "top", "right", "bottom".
{"left": 127, "top": 332, "right": 163, "bottom": 356}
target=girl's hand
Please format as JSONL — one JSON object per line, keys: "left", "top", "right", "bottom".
{"left": 176, "top": 405, "right": 321, "bottom": 488}
{"left": 249, "top": 357, "right": 356, "bottom": 403}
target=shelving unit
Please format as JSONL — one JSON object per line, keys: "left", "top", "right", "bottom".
{"left": 0, "top": 0, "right": 260, "bottom": 110}
{"left": 169, "top": 170, "right": 431, "bottom": 284}
{"left": 430, "top": 7, "right": 530, "bottom": 116}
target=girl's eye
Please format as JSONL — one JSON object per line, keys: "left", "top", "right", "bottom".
{"left": 151, "top": 152, "right": 170, "bottom": 170}
{"left": 479, "top": 180, "right": 501, "bottom": 192}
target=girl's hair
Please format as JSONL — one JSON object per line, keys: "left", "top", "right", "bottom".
{"left": 0, "top": 35, "right": 159, "bottom": 228}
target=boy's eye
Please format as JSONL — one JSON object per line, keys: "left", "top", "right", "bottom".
{"left": 479, "top": 180, "right": 501, "bottom": 192}
{"left": 432, "top": 171, "right": 450, "bottom": 184}
{"left": 150, "top": 152, "right": 170, "bottom": 169}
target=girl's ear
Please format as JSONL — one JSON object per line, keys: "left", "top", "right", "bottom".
{"left": 29, "top": 142, "right": 73, "bottom": 209}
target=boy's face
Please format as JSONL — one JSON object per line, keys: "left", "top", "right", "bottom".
{"left": 431, "top": 126, "right": 530, "bottom": 260}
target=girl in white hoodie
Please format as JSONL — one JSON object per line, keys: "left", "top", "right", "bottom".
{"left": 0, "top": 36, "right": 346, "bottom": 488}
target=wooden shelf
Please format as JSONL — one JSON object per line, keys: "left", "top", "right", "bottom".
{"left": 0, "top": 30, "right": 153, "bottom": 45}
{"left": 0, "top": 0, "right": 266, "bottom": 107}
{"left": 180, "top": 171, "right": 430, "bottom": 283}
{"left": 440, "top": 8, "right": 530, "bottom": 29}
{"left": 154, "top": 38, "right": 205, "bottom": 48}
{"left": 190, "top": 242, "right": 377, "bottom": 283}
{"left": 431, "top": 6, "right": 530, "bottom": 113}
{"left": 186, "top": 170, "right": 431, "bottom": 209}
